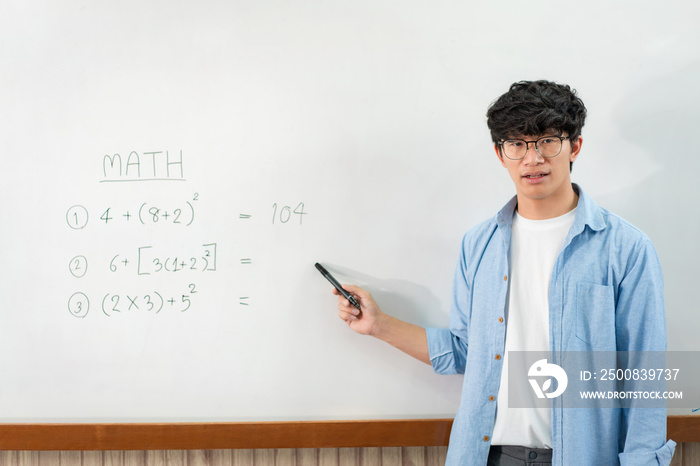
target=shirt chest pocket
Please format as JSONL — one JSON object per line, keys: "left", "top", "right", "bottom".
{"left": 575, "top": 282, "right": 616, "bottom": 350}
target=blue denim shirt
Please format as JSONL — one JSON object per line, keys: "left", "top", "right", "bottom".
{"left": 426, "top": 185, "right": 676, "bottom": 465}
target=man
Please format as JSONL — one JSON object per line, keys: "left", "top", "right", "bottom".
{"left": 333, "top": 81, "right": 676, "bottom": 465}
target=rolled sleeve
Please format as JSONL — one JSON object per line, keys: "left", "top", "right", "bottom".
{"left": 426, "top": 327, "right": 467, "bottom": 375}
{"left": 619, "top": 439, "right": 676, "bottom": 466}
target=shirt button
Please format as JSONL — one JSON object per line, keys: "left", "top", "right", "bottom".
{"left": 529, "top": 451, "right": 537, "bottom": 459}
{"left": 498, "top": 317, "right": 504, "bottom": 323}
{"left": 495, "top": 354, "right": 501, "bottom": 360}
{"left": 483, "top": 436, "right": 490, "bottom": 442}
{"left": 503, "top": 275, "right": 507, "bottom": 281}
{"left": 489, "top": 396, "right": 495, "bottom": 401}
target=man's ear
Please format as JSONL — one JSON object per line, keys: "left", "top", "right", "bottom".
{"left": 494, "top": 144, "right": 506, "bottom": 167}
{"left": 570, "top": 135, "right": 583, "bottom": 163}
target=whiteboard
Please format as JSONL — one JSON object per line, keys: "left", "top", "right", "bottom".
{"left": 1, "top": 0, "right": 698, "bottom": 421}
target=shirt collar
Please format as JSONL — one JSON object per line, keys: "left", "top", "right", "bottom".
{"left": 495, "top": 183, "right": 606, "bottom": 233}
{"left": 571, "top": 183, "right": 606, "bottom": 232}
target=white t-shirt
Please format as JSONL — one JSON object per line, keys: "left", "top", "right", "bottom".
{"left": 491, "top": 208, "right": 576, "bottom": 448}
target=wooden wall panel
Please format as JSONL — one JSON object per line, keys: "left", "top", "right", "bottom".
{"left": 1, "top": 445, "right": 699, "bottom": 465}
{"left": 684, "top": 443, "right": 700, "bottom": 466}
{"left": 0, "top": 448, "right": 448, "bottom": 466}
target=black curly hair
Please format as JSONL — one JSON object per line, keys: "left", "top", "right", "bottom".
{"left": 486, "top": 80, "right": 587, "bottom": 171}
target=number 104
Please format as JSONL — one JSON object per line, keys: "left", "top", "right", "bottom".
{"left": 272, "top": 202, "right": 307, "bottom": 225}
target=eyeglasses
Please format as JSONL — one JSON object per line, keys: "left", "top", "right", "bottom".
{"left": 498, "top": 135, "right": 569, "bottom": 160}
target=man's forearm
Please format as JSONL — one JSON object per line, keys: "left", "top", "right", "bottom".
{"left": 370, "top": 314, "right": 431, "bottom": 365}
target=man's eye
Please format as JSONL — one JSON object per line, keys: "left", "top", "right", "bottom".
{"left": 505, "top": 141, "right": 523, "bottom": 147}
{"left": 539, "top": 138, "right": 555, "bottom": 145}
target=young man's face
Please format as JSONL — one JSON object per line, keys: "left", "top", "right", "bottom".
{"left": 494, "top": 132, "right": 582, "bottom": 207}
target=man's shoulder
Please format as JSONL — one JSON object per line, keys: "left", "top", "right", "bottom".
{"left": 595, "top": 206, "right": 653, "bottom": 247}
{"left": 459, "top": 215, "right": 500, "bottom": 253}
{"left": 576, "top": 185, "right": 654, "bottom": 251}
{"left": 464, "top": 215, "right": 499, "bottom": 237}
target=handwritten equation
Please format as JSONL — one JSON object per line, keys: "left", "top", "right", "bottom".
{"left": 108, "top": 243, "right": 217, "bottom": 275}
{"left": 67, "top": 200, "right": 306, "bottom": 229}
{"left": 67, "top": 197, "right": 198, "bottom": 229}
{"left": 68, "top": 285, "right": 197, "bottom": 318}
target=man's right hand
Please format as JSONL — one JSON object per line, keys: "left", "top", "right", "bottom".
{"left": 332, "top": 284, "right": 431, "bottom": 365}
{"left": 334, "top": 284, "right": 382, "bottom": 336}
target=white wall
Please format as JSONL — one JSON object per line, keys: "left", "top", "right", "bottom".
{"left": 0, "top": 0, "right": 698, "bottom": 421}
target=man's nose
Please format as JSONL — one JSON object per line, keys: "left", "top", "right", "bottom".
{"left": 522, "top": 142, "right": 544, "bottom": 164}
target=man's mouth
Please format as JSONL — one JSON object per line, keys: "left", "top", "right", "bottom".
{"left": 522, "top": 172, "right": 548, "bottom": 183}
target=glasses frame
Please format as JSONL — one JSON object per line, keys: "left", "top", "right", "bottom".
{"left": 498, "top": 135, "right": 570, "bottom": 160}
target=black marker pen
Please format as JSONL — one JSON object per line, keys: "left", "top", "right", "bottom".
{"left": 315, "top": 263, "right": 362, "bottom": 312}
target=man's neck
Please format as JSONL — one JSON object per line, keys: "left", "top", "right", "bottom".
{"left": 516, "top": 185, "right": 579, "bottom": 220}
